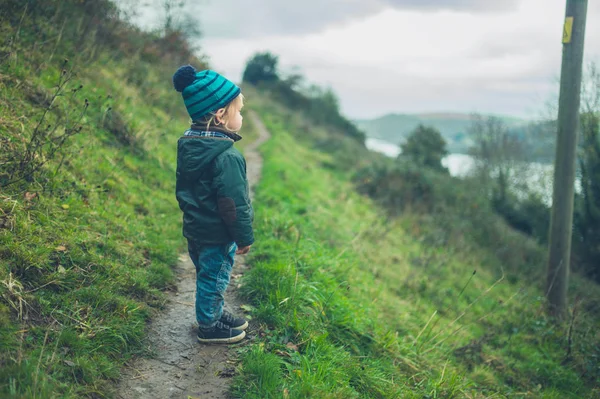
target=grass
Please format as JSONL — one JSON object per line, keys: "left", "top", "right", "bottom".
{"left": 0, "top": 25, "right": 194, "bottom": 396}
{"left": 230, "top": 101, "right": 600, "bottom": 398}
{"left": 0, "top": 23, "right": 263, "bottom": 396}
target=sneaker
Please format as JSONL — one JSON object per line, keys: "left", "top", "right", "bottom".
{"left": 220, "top": 310, "right": 249, "bottom": 330}
{"left": 197, "top": 321, "right": 246, "bottom": 344}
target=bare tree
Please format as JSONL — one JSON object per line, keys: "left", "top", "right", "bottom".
{"left": 581, "top": 62, "right": 600, "bottom": 113}
{"left": 576, "top": 62, "right": 600, "bottom": 282}
{"left": 468, "top": 114, "right": 526, "bottom": 203}
{"left": 159, "top": 0, "right": 201, "bottom": 40}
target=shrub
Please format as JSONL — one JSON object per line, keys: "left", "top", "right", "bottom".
{"left": 400, "top": 124, "right": 449, "bottom": 172}
{"left": 354, "top": 161, "right": 435, "bottom": 214}
{"left": 0, "top": 60, "right": 90, "bottom": 188}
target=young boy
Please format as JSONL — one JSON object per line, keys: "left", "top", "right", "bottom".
{"left": 172, "top": 65, "right": 254, "bottom": 344}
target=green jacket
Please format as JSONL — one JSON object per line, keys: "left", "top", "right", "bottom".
{"left": 176, "top": 132, "right": 254, "bottom": 247}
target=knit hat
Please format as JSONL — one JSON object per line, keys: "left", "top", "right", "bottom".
{"left": 172, "top": 65, "right": 241, "bottom": 121}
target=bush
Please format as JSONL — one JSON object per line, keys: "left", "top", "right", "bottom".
{"left": 400, "top": 124, "right": 448, "bottom": 172}
{"left": 0, "top": 61, "right": 90, "bottom": 188}
{"left": 354, "top": 161, "right": 546, "bottom": 278}
{"left": 492, "top": 193, "right": 550, "bottom": 240}
{"left": 354, "top": 161, "right": 435, "bottom": 214}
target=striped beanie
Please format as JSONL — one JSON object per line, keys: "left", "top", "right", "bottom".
{"left": 172, "top": 65, "right": 241, "bottom": 121}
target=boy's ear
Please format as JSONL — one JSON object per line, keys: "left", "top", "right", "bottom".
{"left": 215, "top": 108, "right": 226, "bottom": 123}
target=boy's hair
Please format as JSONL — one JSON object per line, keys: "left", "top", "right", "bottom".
{"left": 201, "top": 93, "right": 244, "bottom": 132}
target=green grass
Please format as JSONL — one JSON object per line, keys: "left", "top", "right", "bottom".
{"left": 0, "top": 37, "right": 194, "bottom": 397}
{"left": 0, "top": 30, "right": 264, "bottom": 396}
{"left": 231, "top": 103, "right": 600, "bottom": 398}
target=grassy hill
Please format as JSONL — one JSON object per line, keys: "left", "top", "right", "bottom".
{"left": 230, "top": 95, "right": 600, "bottom": 398}
{"left": 1, "top": 1, "right": 599, "bottom": 398}
{"left": 0, "top": 1, "right": 212, "bottom": 396}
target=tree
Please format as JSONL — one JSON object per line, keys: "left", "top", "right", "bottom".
{"left": 468, "top": 115, "right": 525, "bottom": 204}
{"left": 307, "top": 86, "right": 341, "bottom": 123}
{"left": 242, "top": 52, "right": 280, "bottom": 85}
{"left": 400, "top": 124, "right": 448, "bottom": 172}
{"left": 158, "top": 0, "right": 201, "bottom": 40}
{"left": 576, "top": 112, "right": 600, "bottom": 281}
{"left": 466, "top": 115, "right": 543, "bottom": 239}
{"left": 574, "top": 62, "right": 600, "bottom": 282}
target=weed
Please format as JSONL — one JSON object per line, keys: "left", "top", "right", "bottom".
{"left": 1, "top": 59, "right": 89, "bottom": 188}
{"left": 0, "top": 273, "right": 28, "bottom": 321}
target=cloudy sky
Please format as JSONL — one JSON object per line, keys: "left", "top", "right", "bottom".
{"left": 133, "top": 0, "right": 600, "bottom": 120}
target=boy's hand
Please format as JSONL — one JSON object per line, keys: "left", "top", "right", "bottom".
{"left": 236, "top": 245, "right": 251, "bottom": 255}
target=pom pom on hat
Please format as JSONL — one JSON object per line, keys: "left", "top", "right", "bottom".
{"left": 173, "top": 65, "right": 197, "bottom": 92}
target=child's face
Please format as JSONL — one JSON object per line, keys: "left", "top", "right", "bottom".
{"left": 216, "top": 95, "right": 244, "bottom": 132}
{"left": 226, "top": 101, "right": 243, "bottom": 132}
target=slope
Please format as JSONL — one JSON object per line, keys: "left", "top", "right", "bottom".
{"left": 0, "top": 1, "right": 212, "bottom": 396}
{"left": 230, "top": 93, "right": 600, "bottom": 398}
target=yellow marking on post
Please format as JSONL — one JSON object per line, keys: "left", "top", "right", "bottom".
{"left": 563, "top": 16, "right": 574, "bottom": 44}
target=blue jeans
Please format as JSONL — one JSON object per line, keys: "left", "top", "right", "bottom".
{"left": 187, "top": 240, "right": 237, "bottom": 328}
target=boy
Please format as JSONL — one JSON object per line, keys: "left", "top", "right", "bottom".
{"left": 173, "top": 65, "right": 253, "bottom": 344}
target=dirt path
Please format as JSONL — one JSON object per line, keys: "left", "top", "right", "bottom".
{"left": 115, "top": 111, "right": 270, "bottom": 399}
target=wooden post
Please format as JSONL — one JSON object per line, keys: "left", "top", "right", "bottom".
{"left": 546, "top": 0, "right": 588, "bottom": 319}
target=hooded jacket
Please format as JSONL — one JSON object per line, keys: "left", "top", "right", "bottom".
{"left": 175, "top": 130, "right": 254, "bottom": 247}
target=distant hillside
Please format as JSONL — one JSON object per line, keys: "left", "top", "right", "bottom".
{"left": 355, "top": 112, "right": 525, "bottom": 154}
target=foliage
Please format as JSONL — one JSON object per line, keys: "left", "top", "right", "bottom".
{"left": 0, "top": 0, "right": 204, "bottom": 83}
{"left": 157, "top": 0, "right": 203, "bottom": 41}
{"left": 242, "top": 52, "right": 366, "bottom": 144}
{"left": 354, "top": 160, "right": 436, "bottom": 214}
{"left": 242, "top": 52, "right": 280, "bottom": 86}
{"left": 0, "top": 60, "right": 90, "bottom": 187}
{"left": 492, "top": 193, "right": 551, "bottom": 239}
{"left": 570, "top": 63, "right": 600, "bottom": 282}
{"left": 353, "top": 154, "right": 550, "bottom": 283}
{"left": 463, "top": 114, "right": 554, "bottom": 242}
{"left": 575, "top": 112, "right": 600, "bottom": 281}
{"left": 468, "top": 114, "right": 526, "bottom": 203}
{"left": 400, "top": 124, "right": 448, "bottom": 172}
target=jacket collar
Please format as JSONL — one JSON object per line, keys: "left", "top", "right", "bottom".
{"left": 190, "top": 121, "right": 242, "bottom": 142}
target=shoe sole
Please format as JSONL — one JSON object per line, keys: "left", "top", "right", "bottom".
{"left": 236, "top": 321, "right": 249, "bottom": 330}
{"left": 197, "top": 330, "right": 246, "bottom": 344}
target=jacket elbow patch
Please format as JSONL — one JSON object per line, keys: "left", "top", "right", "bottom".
{"left": 218, "top": 197, "right": 237, "bottom": 223}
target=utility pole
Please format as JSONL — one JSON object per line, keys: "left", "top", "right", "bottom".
{"left": 546, "top": 0, "right": 588, "bottom": 319}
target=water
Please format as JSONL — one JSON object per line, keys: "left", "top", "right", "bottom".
{"left": 366, "top": 138, "right": 479, "bottom": 177}
{"left": 365, "top": 137, "right": 558, "bottom": 203}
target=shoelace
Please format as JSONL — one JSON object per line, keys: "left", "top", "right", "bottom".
{"left": 221, "top": 311, "right": 235, "bottom": 324}
{"left": 214, "top": 320, "right": 231, "bottom": 330}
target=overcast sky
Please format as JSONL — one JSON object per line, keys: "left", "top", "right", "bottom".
{"left": 132, "top": 0, "right": 600, "bottom": 120}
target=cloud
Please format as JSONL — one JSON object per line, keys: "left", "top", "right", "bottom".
{"left": 190, "top": 0, "right": 378, "bottom": 38}
{"left": 203, "top": 0, "right": 600, "bottom": 119}
{"left": 189, "top": 0, "right": 521, "bottom": 39}
{"left": 132, "top": 0, "right": 600, "bottom": 119}
{"left": 383, "top": 0, "right": 520, "bottom": 12}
